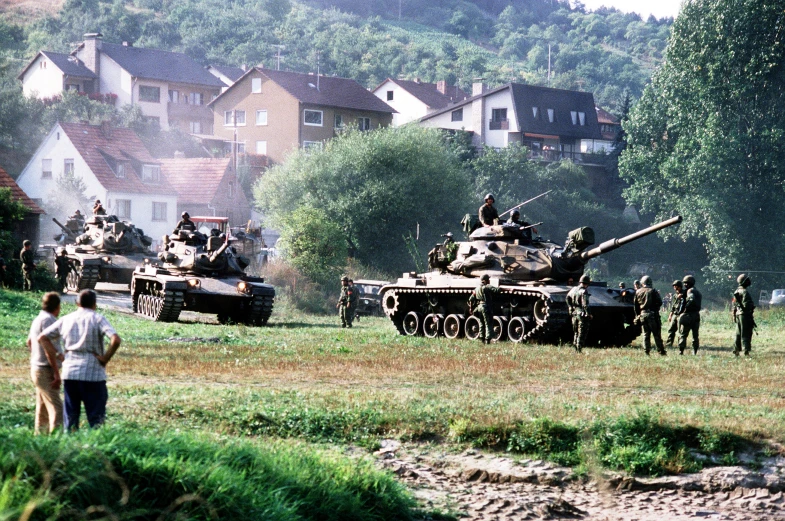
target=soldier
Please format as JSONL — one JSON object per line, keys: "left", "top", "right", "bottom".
{"left": 507, "top": 209, "right": 538, "bottom": 242}
{"left": 665, "top": 280, "right": 685, "bottom": 350}
{"left": 173, "top": 212, "right": 196, "bottom": 234}
{"left": 633, "top": 280, "right": 642, "bottom": 291}
{"left": 337, "top": 276, "right": 357, "bottom": 328}
{"left": 677, "top": 275, "right": 702, "bottom": 355}
{"left": 54, "top": 248, "right": 71, "bottom": 293}
{"left": 634, "top": 275, "right": 666, "bottom": 355}
{"left": 478, "top": 194, "right": 500, "bottom": 227}
{"left": 732, "top": 274, "right": 755, "bottom": 356}
{"left": 566, "top": 274, "right": 592, "bottom": 352}
{"left": 92, "top": 200, "right": 106, "bottom": 216}
{"left": 468, "top": 274, "right": 500, "bottom": 344}
{"left": 20, "top": 240, "right": 36, "bottom": 291}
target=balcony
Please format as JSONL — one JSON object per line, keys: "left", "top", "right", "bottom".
{"left": 489, "top": 119, "right": 509, "bottom": 130}
{"left": 167, "top": 102, "right": 212, "bottom": 120}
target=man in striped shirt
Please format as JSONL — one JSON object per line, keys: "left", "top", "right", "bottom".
{"left": 39, "top": 289, "right": 122, "bottom": 430}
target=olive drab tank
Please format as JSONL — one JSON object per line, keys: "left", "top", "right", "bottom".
{"left": 381, "top": 216, "right": 682, "bottom": 346}
{"left": 130, "top": 228, "right": 275, "bottom": 325}
{"left": 58, "top": 214, "right": 158, "bottom": 291}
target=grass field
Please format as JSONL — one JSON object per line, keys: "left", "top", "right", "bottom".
{"left": 2, "top": 289, "right": 784, "bottom": 480}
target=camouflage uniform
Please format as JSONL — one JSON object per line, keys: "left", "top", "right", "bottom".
{"left": 173, "top": 218, "right": 196, "bottom": 234}
{"left": 634, "top": 282, "right": 665, "bottom": 355}
{"left": 338, "top": 280, "right": 357, "bottom": 328}
{"left": 665, "top": 284, "right": 685, "bottom": 349}
{"left": 20, "top": 245, "right": 35, "bottom": 291}
{"left": 478, "top": 203, "right": 499, "bottom": 226}
{"left": 506, "top": 214, "right": 534, "bottom": 242}
{"left": 733, "top": 276, "right": 755, "bottom": 356}
{"left": 566, "top": 282, "right": 591, "bottom": 352}
{"left": 54, "top": 252, "right": 71, "bottom": 293}
{"left": 468, "top": 278, "right": 500, "bottom": 343}
{"left": 677, "top": 280, "right": 702, "bottom": 354}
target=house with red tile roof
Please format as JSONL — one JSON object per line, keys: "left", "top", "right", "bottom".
{"left": 372, "top": 78, "right": 468, "bottom": 126}
{"left": 0, "top": 165, "right": 45, "bottom": 246}
{"left": 16, "top": 122, "right": 178, "bottom": 247}
{"left": 159, "top": 157, "right": 251, "bottom": 227}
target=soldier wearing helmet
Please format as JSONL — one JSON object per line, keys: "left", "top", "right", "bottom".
{"left": 634, "top": 275, "right": 666, "bottom": 355}
{"left": 478, "top": 193, "right": 500, "bottom": 227}
{"left": 677, "top": 274, "right": 702, "bottom": 354}
{"left": 566, "top": 274, "right": 592, "bottom": 352}
{"left": 665, "top": 280, "right": 685, "bottom": 350}
{"left": 337, "top": 276, "right": 357, "bottom": 328}
{"left": 172, "top": 211, "right": 196, "bottom": 235}
{"left": 506, "top": 209, "right": 538, "bottom": 242}
{"left": 92, "top": 199, "right": 106, "bottom": 216}
{"left": 732, "top": 273, "right": 755, "bottom": 356}
{"left": 468, "top": 273, "right": 500, "bottom": 344}
{"left": 54, "top": 248, "right": 71, "bottom": 293}
{"left": 20, "top": 240, "right": 35, "bottom": 291}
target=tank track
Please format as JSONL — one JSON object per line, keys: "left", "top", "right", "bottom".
{"left": 67, "top": 265, "right": 100, "bottom": 291}
{"left": 135, "top": 289, "right": 184, "bottom": 322}
{"left": 244, "top": 295, "right": 275, "bottom": 326}
{"left": 385, "top": 287, "right": 568, "bottom": 342}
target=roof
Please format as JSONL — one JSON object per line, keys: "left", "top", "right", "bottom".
{"left": 97, "top": 42, "right": 225, "bottom": 88}
{"left": 59, "top": 122, "right": 174, "bottom": 195}
{"left": 0, "top": 166, "right": 45, "bottom": 214}
{"left": 381, "top": 78, "right": 468, "bottom": 109}
{"left": 208, "top": 65, "right": 246, "bottom": 82}
{"left": 211, "top": 67, "right": 395, "bottom": 114}
{"left": 158, "top": 158, "right": 232, "bottom": 204}
{"left": 17, "top": 51, "right": 97, "bottom": 80}
{"left": 595, "top": 106, "right": 620, "bottom": 125}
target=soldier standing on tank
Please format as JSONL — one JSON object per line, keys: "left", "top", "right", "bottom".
{"left": 92, "top": 200, "right": 106, "bottom": 216}
{"left": 20, "top": 240, "right": 36, "bottom": 291}
{"left": 634, "top": 275, "right": 666, "bottom": 355}
{"left": 677, "top": 275, "right": 702, "bottom": 354}
{"left": 665, "top": 280, "right": 685, "bottom": 350}
{"left": 54, "top": 249, "right": 71, "bottom": 294}
{"left": 732, "top": 274, "right": 756, "bottom": 356}
{"left": 566, "top": 274, "right": 592, "bottom": 352}
{"left": 468, "top": 274, "right": 500, "bottom": 344}
{"left": 173, "top": 212, "right": 196, "bottom": 234}
{"left": 478, "top": 194, "right": 500, "bottom": 227}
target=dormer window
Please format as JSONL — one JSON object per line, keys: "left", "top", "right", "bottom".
{"left": 578, "top": 112, "right": 586, "bottom": 125}
{"left": 115, "top": 162, "right": 127, "bottom": 178}
{"left": 142, "top": 164, "right": 160, "bottom": 183}
{"left": 547, "top": 109, "right": 555, "bottom": 123}
{"left": 571, "top": 111, "right": 577, "bottom": 125}
{"left": 532, "top": 107, "right": 538, "bottom": 119}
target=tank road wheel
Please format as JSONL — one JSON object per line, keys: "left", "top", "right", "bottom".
{"left": 240, "top": 295, "right": 275, "bottom": 326}
{"left": 136, "top": 287, "right": 183, "bottom": 323}
{"left": 402, "top": 311, "right": 423, "bottom": 336}
{"left": 492, "top": 316, "right": 508, "bottom": 342}
{"left": 423, "top": 313, "right": 444, "bottom": 338}
{"left": 443, "top": 314, "right": 464, "bottom": 339}
{"left": 464, "top": 315, "right": 482, "bottom": 340}
{"left": 507, "top": 316, "right": 530, "bottom": 343}
{"left": 533, "top": 299, "right": 549, "bottom": 324}
{"left": 67, "top": 264, "right": 99, "bottom": 292}
{"left": 382, "top": 290, "right": 400, "bottom": 316}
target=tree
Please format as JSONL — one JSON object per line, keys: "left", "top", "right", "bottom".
{"left": 276, "top": 206, "right": 347, "bottom": 285}
{"left": 0, "top": 187, "right": 28, "bottom": 256}
{"left": 254, "top": 126, "right": 472, "bottom": 273}
{"left": 619, "top": 0, "right": 785, "bottom": 289}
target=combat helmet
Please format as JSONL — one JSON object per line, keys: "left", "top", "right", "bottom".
{"left": 341, "top": 275, "right": 349, "bottom": 282}
{"left": 672, "top": 280, "right": 683, "bottom": 288}
{"left": 682, "top": 275, "right": 695, "bottom": 287}
{"left": 481, "top": 274, "right": 490, "bottom": 282}
{"left": 181, "top": 211, "right": 190, "bottom": 218}
{"left": 579, "top": 274, "right": 591, "bottom": 284}
{"left": 640, "top": 275, "right": 653, "bottom": 287}
{"left": 484, "top": 193, "right": 495, "bottom": 202}
{"left": 737, "top": 273, "right": 751, "bottom": 286}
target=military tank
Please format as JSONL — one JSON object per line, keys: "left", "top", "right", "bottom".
{"left": 58, "top": 214, "right": 157, "bottom": 291}
{"left": 381, "top": 216, "right": 682, "bottom": 346}
{"left": 130, "top": 229, "right": 275, "bottom": 325}
{"left": 52, "top": 216, "right": 84, "bottom": 245}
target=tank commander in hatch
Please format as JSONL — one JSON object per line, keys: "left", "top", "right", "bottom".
{"left": 478, "top": 193, "right": 500, "bottom": 227}
{"left": 92, "top": 200, "right": 106, "bottom": 216}
{"left": 173, "top": 212, "right": 197, "bottom": 235}
{"left": 506, "top": 209, "right": 538, "bottom": 242}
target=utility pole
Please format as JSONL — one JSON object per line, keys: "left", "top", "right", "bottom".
{"left": 548, "top": 43, "right": 551, "bottom": 86}
{"left": 272, "top": 44, "right": 285, "bottom": 70}
{"left": 399, "top": 0, "right": 402, "bottom": 20}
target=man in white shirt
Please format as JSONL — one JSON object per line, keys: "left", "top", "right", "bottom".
{"left": 27, "top": 292, "right": 64, "bottom": 434}
{"left": 39, "top": 289, "right": 122, "bottom": 430}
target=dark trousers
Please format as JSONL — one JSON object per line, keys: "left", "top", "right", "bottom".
{"left": 734, "top": 314, "right": 754, "bottom": 355}
{"left": 63, "top": 379, "right": 108, "bottom": 430}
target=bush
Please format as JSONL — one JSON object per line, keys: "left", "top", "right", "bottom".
{"left": 260, "top": 259, "right": 337, "bottom": 314}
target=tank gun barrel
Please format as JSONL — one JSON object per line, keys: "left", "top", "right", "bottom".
{"left": 209, "top": 241, "right": 230, "bottom": 263}
{"left": 52, "top": 218, "right": 77, "bottom": 237}
{"left": 580, "top": 215, "right": 682, "bottom": 261}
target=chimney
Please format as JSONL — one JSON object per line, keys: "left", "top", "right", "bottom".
{"left": 472, "top": 78, "right": 486, "bottom": 96}
{"left": 81, "top": 32, "right": 103, "bottom": 79}
{"left": 414, "top": 77, "right": 421, "bottom": 84}
{"left": 122, "top": 41, "right": 132, "bottom": 47}
{"left": 436, "top": 80, "right": 447, "bottom": 94}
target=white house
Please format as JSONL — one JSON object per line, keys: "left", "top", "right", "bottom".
{"left": 419, "top": 82, "right": 603, "bottom": 161}
{"left": 16, "top": 122, "right": 178, "bottom": 247}
{"left": 19, "top": 33, "right": 225, "bottom": 133}
{"left": 372, "top": 78, "right": 468, "bottom": 126}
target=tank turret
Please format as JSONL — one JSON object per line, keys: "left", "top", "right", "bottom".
{"left": 74, "top": 215, "right": 153, "bottom": 254}
{"left": 52, "top": 218, "right": 81, "bottom": 245}
{"left": 156, "top": 232, "right": 249, "bottom": 276}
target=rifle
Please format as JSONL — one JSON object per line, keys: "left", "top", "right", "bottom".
{"left": 519, "top": 221, "right": 543, "bottom": 231}
{"left": 499, "top": 190, "right": 552, "bottom": 218}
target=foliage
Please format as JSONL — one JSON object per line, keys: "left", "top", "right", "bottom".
{"left": 0, "top": 187, "right": 27, "bottom": 257}
{"left": 0, "top": 427, "right": 418, "bottom": 521}
{"left": 618, "top": 0, "right": 785, "bottom": 290}
{"left": 255, "top": 126, "right": 471, "bottom": 273}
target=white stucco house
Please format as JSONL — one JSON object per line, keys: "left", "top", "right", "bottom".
{"left": 372, "top": 78, "right": 468, "bottom": 126}
{"left": 18, "top": 33, "right": 225, "bottom": 133}
{"left": 16, "top": 122, "right": 178, "bottom": 248}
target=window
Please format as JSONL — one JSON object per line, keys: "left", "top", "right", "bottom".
{"left": 236, "top": 142, "right": 246, "bottom": 154}
{"left": 386, "top": 90, "right": 394, "bottom": 101}
{"left": 303, "top": 141, "right": 323, "bottom": 151}
{"left": 235, "top": 110, "right": 246, "bottom": 126}
{"left": 228, "top": 183, "right": 234, "bottom": 198}
{"left": 571, "top": 111, "right": 577, "bottom": 125}
{"left": 334, "top": 114, "right": 344, "bottom": 129}
{"left": 256, "top": 110, "right": 268, "bottom": 126}
{"left": 304, "top": 110, "right": 323, "bottom": 126}
{"left": 532, "top": 107, "right": 539, "bottom": 119}
{"left": 490, "top": 108, "right": 508, "bottom": 130}
{"left": 64, "top": 159, "right": 74, "bottom": 177}
{"left": 115, "top": 162, "right": 126, "bottom": 178}
{"left": 142, "top": 164, "right": 160, "bottom": 183}
{"left": 189, "top": 121, "right": 202, "bottom": 134}
{"left": 66, "top": 84, "right": 80, "bottom": 92}
{"left": 42, "top": 159, "right": 52, "bottom": 179}
{"left": 139, "top": 85, "right": 161, "bottom": 103}
{"left": 190, "top": 92, "right": 203, "bottom": 105}
{"left": 252, "top": 78, "right": 262, "bottom": 93}
{"left": 491, "top": 108, "right": 507, "bottom": 122}
{"left": 358, "top": 117, "right": 371, "bottom": 131}
{"left": 578, "top": 112, "right": 586, "bottom": 126}
{"left": 547, "top": 108, "right": 555, "bottom": 123}
{"left": 152, "top": 202, "right": 167, "bottom": 221}
{"left": 169, "top": 90, "right": 179, "bottom": 103}
{"left": 224, "top": 110, "right": 245, "bottom": 126}
{"left": 451, "top": 108, "right": 463, "bottom": 122}
{"left": 116, "top": 199, "right": 131, "bottom": 219}
{"left": 256, "top": 141, "right": 267, "bottom": 155}
{"left": 224, "top": 111, "right": 233, "bottom": 126}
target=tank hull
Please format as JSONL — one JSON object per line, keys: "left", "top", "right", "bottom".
{"left": 381, "top": 271, "right": 640, "bottom": 346}
{"left": 62, "top": 252, "right": 159, "bottom": 291}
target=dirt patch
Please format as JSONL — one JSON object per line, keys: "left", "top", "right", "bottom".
{"left": 374, "top": 441, "right": 785, "bottom": 520}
